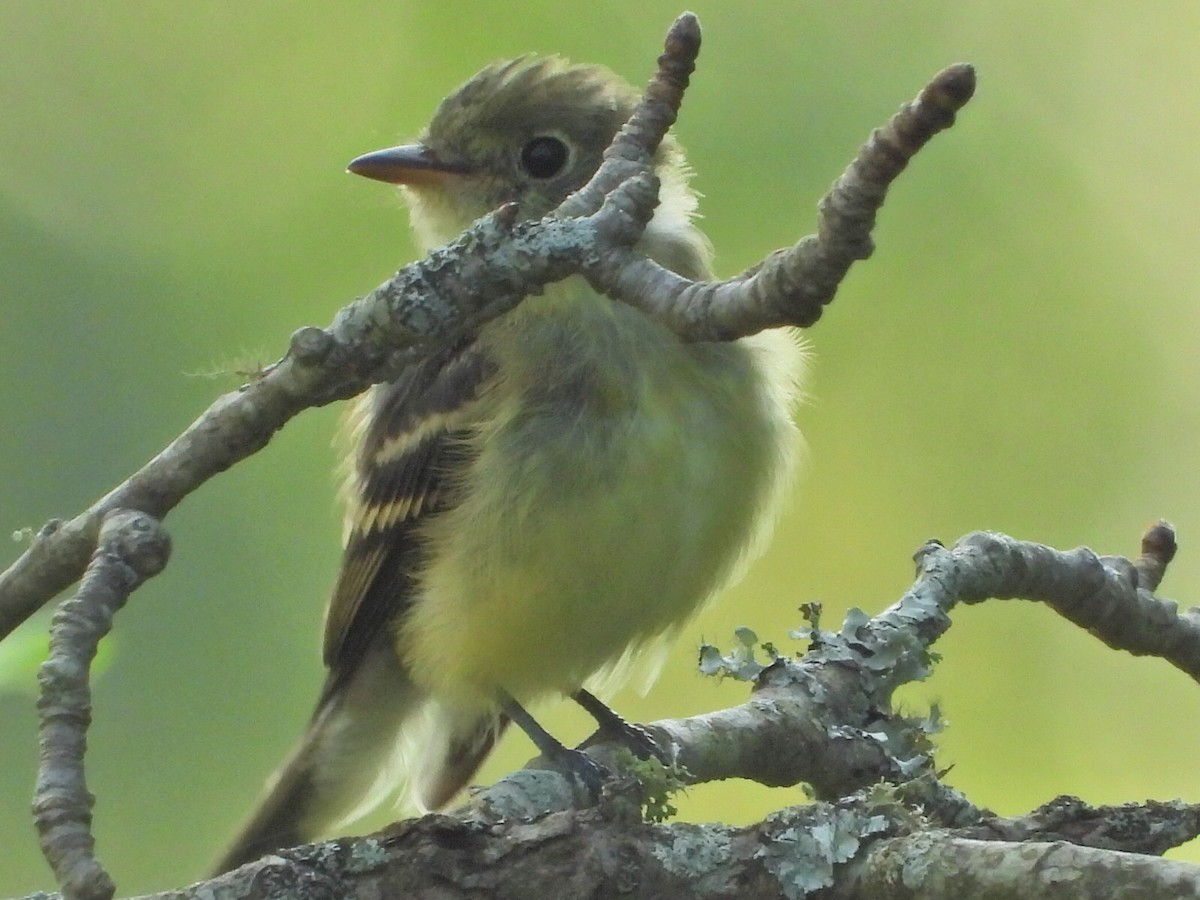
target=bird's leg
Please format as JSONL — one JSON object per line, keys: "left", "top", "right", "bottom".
{"left": 500, "top": 693, "right": 609, "bottom": 799}
{"left": 572, "top": 689, "right": 668, "bottom": 763}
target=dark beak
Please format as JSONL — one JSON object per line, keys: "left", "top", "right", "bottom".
{"left": 346, "top": 144, "right": 470, "bottom": 185}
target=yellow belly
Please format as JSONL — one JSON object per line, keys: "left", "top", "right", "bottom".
{"left": 397, "top": 279, "right": 803, "bottom": 711}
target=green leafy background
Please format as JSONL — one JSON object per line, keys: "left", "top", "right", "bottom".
{"left": 3, "top": 2, "right": 1198, "bottom": 893}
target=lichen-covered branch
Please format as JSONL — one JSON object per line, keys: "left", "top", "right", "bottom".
{"left": 963, "top": 795, "right": 1200, "bottom": 857}
{"left": 11, "top": 526, "right": 1200, "bottom": 898}
{"left": 469, "top": 527, "right": 1194, "bottom": 829}
{"left": 15, "top": 792, "right": 1197, "bottom": 900}
{"left": 845, "top": 833, "right": 1200, "bottom": 899}
{"left": 32, "top": 511, "right": 170, "bottom": 900}
{"left": 474, "top": 654, "right": 979, "bottom": 830}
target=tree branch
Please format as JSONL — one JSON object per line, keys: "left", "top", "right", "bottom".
{"left": 911, "top": 523, "right": 1200, "bottom": 685}
{"left": 845, "top": 832, "right": 1200, "bottom": 899}
{"left": 166, "top": 521, "right": 1199, "bottom": 895}
{"left": 17, "top": 792, "right": 1196, "bottom": 900}
{"left": 9, "top": 527, "right": 1200, "bottom": 897}
{"left": 587, "top": 62, "right": 977, "bottom": 341}
{"left": 0, "top": 16, "right": 973, "bottom": 644}
{"left": 497, "top": 526, "right": 1195, "bottom": 829}
{"left": 963, "top": 795, "right": 1200, "bottom": 857}
{"left": 32, "top": 511, "right": 170, "bottom": 900}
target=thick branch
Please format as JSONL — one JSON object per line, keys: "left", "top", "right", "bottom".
{"left": 845, "top": 834, "right": 1200, "bottom": 899}
{"left": 476, "top": 654, "right": 978, "bottom": 828}
{"left": 963, "top": 795, "right": 1200, "bottom": 857}
{"left": 449, "top": 526, "right": 1196, "bottom": 835}
{"left": 12, "top": 526, "right": 1200, "bottom": 898}
{"left": 17, "top": 794, "right": 1196, "bottom": 900}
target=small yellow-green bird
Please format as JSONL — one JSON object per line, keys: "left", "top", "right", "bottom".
{"left": 214, "top": 55, "right": 803, "bottom": 873}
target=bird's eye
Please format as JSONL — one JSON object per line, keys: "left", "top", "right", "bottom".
{"left": 519, "top": 136, "right": 569, "bottom": 179}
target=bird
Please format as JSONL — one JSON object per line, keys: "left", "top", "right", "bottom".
{"left": 212, "top": 54, "right": 804, "bottom": 874}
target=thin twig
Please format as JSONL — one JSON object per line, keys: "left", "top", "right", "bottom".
{"left": 555, "top": 12, "right": 700, "bottom": 220}
{"left": 32, "top": 510, "right": 171, "bottom": 900}
{"left": 903, "top": 523, "right": 1200, "bottom": 684}
{"left": 588, "top": 62, "right": 978, "bottom": 340}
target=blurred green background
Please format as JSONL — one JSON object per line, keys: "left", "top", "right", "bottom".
{"left": 3, "top": 2, "right": 1199, "bottom": 893}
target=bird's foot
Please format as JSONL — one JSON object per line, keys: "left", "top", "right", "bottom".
{"left": 572, "top": 689, "right": 670, "bottom": 764}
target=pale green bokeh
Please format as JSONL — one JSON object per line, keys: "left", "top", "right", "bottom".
{"left": 2, "top": 2, "right": 1198, "bottom": 893}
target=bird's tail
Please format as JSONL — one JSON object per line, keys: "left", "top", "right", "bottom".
{"left": 411, "top": 703, "right": 510, "bottom": 811}
{"left": 210, "top": 641, "right": 421, "bottom": 876}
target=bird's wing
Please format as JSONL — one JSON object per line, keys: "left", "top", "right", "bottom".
{"left": 320, "top": 339, "right": 494, "bottom": 694}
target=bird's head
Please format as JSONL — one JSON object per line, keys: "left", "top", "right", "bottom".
{"left": 348, "top": 57, "right": 694, "bottom": 256}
